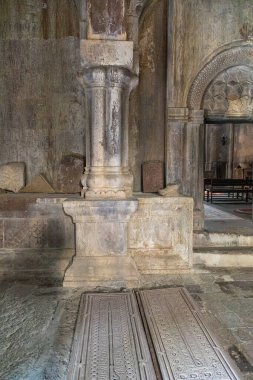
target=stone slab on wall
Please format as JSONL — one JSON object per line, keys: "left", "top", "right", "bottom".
{"left": 129, "top": 195, "right": 193, "bottom": 273}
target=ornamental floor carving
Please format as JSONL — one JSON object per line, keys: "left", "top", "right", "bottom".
{"left": 68, "top": 293, "right": 156, "bottom": 380}
{"left": 68, "top": 289, "right": 240, "bottom": 380}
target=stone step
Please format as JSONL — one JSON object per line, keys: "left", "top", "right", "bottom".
{"left": 194, "top": 231, "right": 253, "bottom": 248}
{"left": 194, "top": 247, "right": 253, "bottom": 267}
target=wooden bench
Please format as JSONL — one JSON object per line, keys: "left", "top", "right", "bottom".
{"left": 204, "top": 179, "right": 253, "bottom": 203}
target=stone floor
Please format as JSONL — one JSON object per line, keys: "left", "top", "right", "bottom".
{"left": 0, "top": 269, "right": 253, "bottom": 380}
{"left": 204, "top": 202, "right": 253, "bottom": 235}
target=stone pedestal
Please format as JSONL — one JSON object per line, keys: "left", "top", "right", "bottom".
{"left": 63, "top": 199, "right": 139, "bottom": 287}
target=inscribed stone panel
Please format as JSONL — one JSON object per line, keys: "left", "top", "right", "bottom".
{"left": 142, "top": 161, "right": 164, "bottom": 192}
{"left": 88, "top": 0, "right": 126, "bottom": 39}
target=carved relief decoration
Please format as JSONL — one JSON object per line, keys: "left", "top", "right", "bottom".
{"left": 240, "top": 23, "right": 253, "bottom": 41}
{"left": 203, "top": 65, "right": 253, "bottom": 118}
{"left": 188, "top": 45, "right": 253, "bottom": 110}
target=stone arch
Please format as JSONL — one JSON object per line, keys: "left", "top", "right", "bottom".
{"left": 187, "top": 43, "right": 253, "bottom": 110}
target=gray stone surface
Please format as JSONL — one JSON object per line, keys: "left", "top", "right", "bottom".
{"left": 0, "top": 283, "right": 82, "bottom": 380}
{"left": 0, "top": 270, "right": 252, "bottom": 379}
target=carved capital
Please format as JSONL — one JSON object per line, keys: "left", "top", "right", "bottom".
{"left": 83, "top": 67, "right": 132, "bottom": 89}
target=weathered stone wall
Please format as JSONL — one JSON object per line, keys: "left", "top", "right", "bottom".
{"left": 129, "top": 0, "right": 167, "bottom": 192}
{"left": 0, "top": 0, "right": 85, "bottom": 191}
{"left": 167, "top": 0, "right": 253, "bottom": 107}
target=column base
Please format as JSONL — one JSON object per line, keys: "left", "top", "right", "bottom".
{"left": 81, "top": 167, "right": 133, "bottom": 200}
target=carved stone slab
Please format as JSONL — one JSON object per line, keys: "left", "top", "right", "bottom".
{"left": 138, "top": 288, "right": 240, "bottom": 380}
{"left": 68, "top": 293, "right": 156, "bottom": 380}
{"left": 142, "top": 161, "right": 164, "bottom": 193}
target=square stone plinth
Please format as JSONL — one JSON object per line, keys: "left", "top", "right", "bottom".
{"left": 63, "top": 199, "right": 139, "bottom": 288}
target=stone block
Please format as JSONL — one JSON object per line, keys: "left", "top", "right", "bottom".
{"left": 142, "top": 161, "right": 164, "bottom": 193}
{"left": 0, "top": 162, "right": 25, "bottom": 193}
{"left": 129, "top": 195, "right": 193, "bottom": 273}
{"left": 81, "top": 40, "right": 133, "bottom": 69}
{"left": 55, "top": 155, "right": 84, "bottom": 194}
{"left": 20, "top": 174, "right": 55, "bottom": 193}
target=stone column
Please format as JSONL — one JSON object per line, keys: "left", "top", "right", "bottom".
{"left": 79, "top": 0, "right": 137, "bottom": 199}
{"left": 183, "top": 109, "right": 205, "bottom": 230}
{"left": 80, "top": 53, "right": 136, "bottom": 199}
{"left": 63, "top": 1, "right": 141, "bottom": 287}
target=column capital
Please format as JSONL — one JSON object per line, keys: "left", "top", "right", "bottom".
{"left": 83, "top": 66, "right": 133, "bottom": 89}
{"left": 167, "top": 107, "right": 189, "bottom": 122}
{"left": 188, "top": 109, "right": 204, "bottom": 124}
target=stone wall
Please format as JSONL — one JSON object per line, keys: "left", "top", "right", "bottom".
{"left": 0, "top": 0, "right": 85, "bottom": 191}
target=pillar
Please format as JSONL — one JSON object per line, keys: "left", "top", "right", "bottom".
{"left": 63, "top": 0, "right": 141, "bottom": 287}
{"left": 184, "top": 110, "right": 205, "bottom": 230}
{"left": 79, "top": 0, "right": 137, "bottom": 199}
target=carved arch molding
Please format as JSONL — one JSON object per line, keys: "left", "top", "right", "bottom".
{"left": 188, "top": 44, "right": 253, "bottom": 116}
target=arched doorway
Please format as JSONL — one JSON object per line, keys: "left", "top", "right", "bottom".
{"left": 187, "top": 42, "right": 253, "bottom": 230}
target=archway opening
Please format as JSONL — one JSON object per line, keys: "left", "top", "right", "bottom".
{"left": 202, "top": 65, "right": 253, "bottom": 232}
